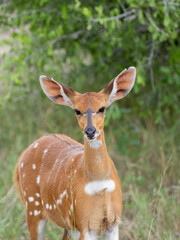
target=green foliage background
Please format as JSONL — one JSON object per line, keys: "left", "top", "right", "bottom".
{"left": 0, "top": 0, "right": 179, "bottom": 239}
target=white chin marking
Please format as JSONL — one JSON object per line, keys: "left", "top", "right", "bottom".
{"left": 85, "top": 131, "right": 102, "bottom": 149}
{"left": 84, "top": 179, "right": 115, "bottom": 195}
{"left": 89, "top": 139, "right": 102, "bottom": 149}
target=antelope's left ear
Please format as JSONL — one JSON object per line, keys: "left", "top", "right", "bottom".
{"left": 100, "top": 67, "right": 136, "bottom": 106}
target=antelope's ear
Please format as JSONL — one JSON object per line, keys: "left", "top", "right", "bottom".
{"left": 101, "top": 67, "right": 136, "bottom": 106}
{"left": 39, "top": 75, "right": 77, "bottom": 108}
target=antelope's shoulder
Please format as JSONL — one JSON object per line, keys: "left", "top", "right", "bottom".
{"left": 25, "top": 134, "right": 83, "bottom": 155}
{"left": 55, "top": 134, "right": 84, "bottom": 149}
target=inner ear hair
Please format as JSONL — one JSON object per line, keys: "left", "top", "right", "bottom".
{"left": 102, "top": 79, "right": 114, "bottom": 96}
{"left": 100, "top": 66, "right": 136, "bottom": 106}
{"left": 39, "top": 75, "right": 76, "bottom": 108}
{"left": 60, "top": 83, "right": 75, "bottom": 99}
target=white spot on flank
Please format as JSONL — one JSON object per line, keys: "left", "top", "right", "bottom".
{"left": 34, "top": 210, "right": 41, "bottom": 216}
{"left": 36, "top": 175, "right": 40, "bottom": 184}
{"left": 32, "top": 164, "right": 36, "bottom": 169}
{"left": 84, "top": 179, "right": 115, "bottom": 195}
{"left": 42, "top": 200, "right": 43, "bottom": 205}
{"left": 49, "top": 205, "right": 52, "bottom": 210}
{"left": 36, "top": 193, "right": 40, "bottom": 197}
{"left": 38, "top": 219, "right": 47, "bottom": 240}
{"left": 24, "top": 191, "right": 26, "bottom": 196}
{"left": 69, "top": 204, "right": 73, "bottom": 216}
{"left": 35, "top": 201, "right": 40, "bottom": 206}
{"left": 75, "top": 200, "right": 76, "bottom": 205}
{"left": 29, "top": 211, "right": 33, "bottom": 215}
{"left": 23, "top": 173, "right": 25, "bottom": 178}
{"left": 44, "top": 149, "right": 48, "bottom": 154}
{"left": 57, "top": 198, "right": 62, "bottom": 205}
{"left": 74, "top": 169, "right": 77, "bottom": 174}
{"left": 57, "top": 189, "right": 67, "bottom": 204}
{"left": 43, "top": 149, "right": 48, "bottom": 159}
{"left": 71, "top": 158, "right": 74, "bottom": 162}
{"left": 53, "top": 204, "right": 56, "bottom": 209}
{"left": 21, "top": 162, "right": 23, "bottom": 168}
{"left": 28, "top": 197, "right": 34, "bottom": 202}
{"left": 46, "top": 203, "right": 49, "bottom": 209}
{"left": 33, "top": 142, "right": 39, "bottom": 149}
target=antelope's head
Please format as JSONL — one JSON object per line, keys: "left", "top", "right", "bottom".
{"left": 40, "top": 67, "right": 136, "bottom": 141}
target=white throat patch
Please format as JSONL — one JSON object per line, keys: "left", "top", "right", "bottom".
{"left": 84, "top": 179, "right": 115, "bottom": 195}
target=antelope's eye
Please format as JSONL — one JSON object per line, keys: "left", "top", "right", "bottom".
{"left": 75, "top": 109, "right": 82, "bottom": 116}
{"left": 98, "top": 106, "right": 105, "bottom": 113}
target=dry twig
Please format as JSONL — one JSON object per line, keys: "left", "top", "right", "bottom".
{"left": 148, "top": 152, "right": 173, "bottom": 240}
{"left": 90, "top": 10, "right": 135, "bottom": 23}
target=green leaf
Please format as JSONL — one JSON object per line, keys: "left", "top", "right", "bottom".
{"left": 61, "top": 6, "right": 67, "bottom": 19}
{"left": 82, "top": 7, "right": 91, "bottom": 18}
{"left": 138, "top": 9, "right": 145, "bottom": 24}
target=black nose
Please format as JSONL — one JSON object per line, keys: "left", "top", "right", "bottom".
{"left": 85, "top": 127, "right": 96, "bottom": 139}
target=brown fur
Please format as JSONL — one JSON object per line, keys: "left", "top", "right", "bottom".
{"left": 14, "top": 67, "right": 136, "bottom": 240}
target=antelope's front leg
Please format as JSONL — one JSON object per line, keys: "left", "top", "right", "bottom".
{"left": 26, "top": 217, "right": 47, "bottom": 240}
{"left": 62, "top": 230, "right": 71, "bottom": 240}
{"left": 104, "top": 225, "right": 119, "bottom": 240}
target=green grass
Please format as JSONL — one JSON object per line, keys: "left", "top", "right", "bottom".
{"left": 0, "top": 117, "right": 179, "bottom": 239}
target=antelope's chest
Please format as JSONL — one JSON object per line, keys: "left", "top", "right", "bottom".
{"left": 76, "top": 179, "right": 122, "bottom": 233}
{"left": 84, "top": 191, "right": 119, "bottom": 233}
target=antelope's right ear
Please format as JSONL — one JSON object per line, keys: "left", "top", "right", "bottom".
{"left": 39, "top": 75, "right": 77, "bottom": 109}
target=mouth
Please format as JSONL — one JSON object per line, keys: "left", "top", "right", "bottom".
{"left": 86, "top": 136, "right": 95, "bottom": 141}
{"left": 84, "top": 131, "right": 101, "bottom": 141}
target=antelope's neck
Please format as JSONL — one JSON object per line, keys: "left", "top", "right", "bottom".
{"left": 84, "top": 130, "right": 111, "bottom": 180}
